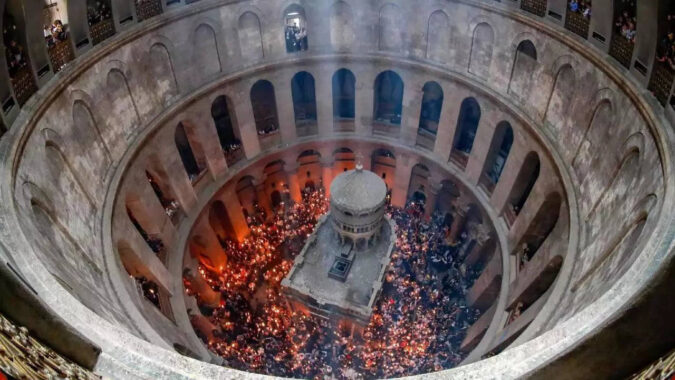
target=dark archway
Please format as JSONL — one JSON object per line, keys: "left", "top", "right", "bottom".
{"left": 332, "top": 68, "right": 356, "bottom": 132}
{"left": 174, "top": 122, "right": 204, "bottom": 182}
{"left": 417, "top": 81, "right": 444, "bottom": 150}
{"left": 250, "top": 80, "right": 280, "bottom": 135}
{"left": 450, "top": 97, "right": 481, "bottom": 167}
{"left": 291, "top": 71, "right": 317, "bottom": 136}
{"left": 211, "top": 95, "right": 243, "bottom": 165}
{"left": 373, "top": 70, "right": 404, "bottom": 125}
{"left": 505, "top": 152, "right": 540, "bottom": 221}
{"left": 208, "top": 201, "right": 234, "bottom": 243}
{"left": 480, "top": 121, "right": 514, "bottom": 193}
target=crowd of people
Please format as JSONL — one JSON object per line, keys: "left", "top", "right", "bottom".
{"left": 87, "top": 1, "right": 113, "bottom": 26}
{"left": 285, "top": 23, "right": 308, "bottom": 53}
{"left": 187, "top": 186, "right": 483, "bottom": 379}
{"left": 43, "top": 20, "right": 68, "bottom": 48}
{"left": 568, "top": 0, "right": 591, "bottom": 19}
{"left": 4, "top": 22, "right": 28, "bottom": 77}
{"left": 614, "top": 5, "right": 637, "bottom": 43}
{"left": 656, "top": 13, "right": 675, "bottom": 72}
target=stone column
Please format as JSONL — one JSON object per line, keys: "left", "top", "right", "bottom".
{"left": 401, "top": 83, "right": 422, "bottom": 147}
{"left": 355, "top": 69, "right": 375, "bottom": 135}
{"left": 463, "top": 224, "right": 492, "bottom": 266}
{"left": 192, "top": 98, "right": 228, "bottom": 179}
{"left": 315, "top": 67, "right": 334, "bottom": 137}
{"left": 220, "top": 187, "right": 250, "bottom": 242}
{"left": 285, "top": 163, "right": 302, "bottom": 203}
{"left": 254, "top": 177, "right": 272, "bottom": 217}
{"left": 232, "top": 82, "right": 261, "bottom": 159}
{"left": 448, "top": 197, "right": 472, "bottom": 244}
{"left": 391, "top": 154, "right": 414, "bottom": 208}
{"left": 321, "top": 158, "right": 334, "bottom": 196}
{"left": 274, "top": 73, "right": 297, "bottom": 144}
{"left": 423, "top": 179, "right": 442, "bottom": 219}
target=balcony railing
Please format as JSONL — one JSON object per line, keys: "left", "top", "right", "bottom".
{"left": 609, "top": 33, "right": 634, "bottom": 69}
{"left": 647, "top": 61, "right": 675, "bottom": 107}
{"left": 564, "top": 10, "right": 590, "bottom": 39}
{"left": 415, "top": 129, "right": 436, "bottom": 151}
{"left": 478, "top": 172, "right": 496, "bottom": 195}
{"left": 224, "top": 146, "right": 244, "bottom": 167}
{"left": 258, "top": 129, "right": 280, "bottom": 151}
{"left": 48, "top": 38, "right": 75, "bottom": 73}
{"left": 135, "top": 0, "right": 163, "bottom": 22}
{"left": 520, "top": 0, "right": 546, "bottom": 17}
{"left": 11, "top": 66, "right": 38, "bottom": 107}
{"left": 296, "top": 120, "right": 318, "bottom": 137}
{"left": 334, "top": 118, "right": 355, "bottom": 133}
{"left": 90, "top": 19, "right": 115, "bottom": 46}
{"left": 372, "top": 121, "right": 400, "bottom": 138}
{"left": 449, "top": 149, "right": 469, "bottom": 169}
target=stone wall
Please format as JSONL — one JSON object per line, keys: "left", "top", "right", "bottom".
{"left": 0, "top": 0, "right": 670, "bottom": 378}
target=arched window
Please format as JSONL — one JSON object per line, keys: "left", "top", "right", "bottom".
{"left": 211, "top": 95, "right": 243, "bottom": 166}
{"left": 284, "top": 5, "right": 308, "bottom": 53}
{"left": 238, "top": 11, "right": 263, "bottom": 61}
{"left": 480, "top": 121, "right": 514, "bottom": 193}
{"left": 329, "top": 1, "right": 354, "bottom": 50}
{"left": 174, "top": 122, "right": 205, "bottom": 183}
{"left": 208, "top": 201, "right": 235, "bottom": 244}
{"left": 408, "top": 164, "right": 430, "bottom": 205}
{"left": 417, "top": 81, "right": 444, "bottom": 150}
{"left": 332, "top": 68, "right": 356, "bottom": 131}
{"left": 250, "top": 80, "right": 279, "bottom": 136}
{"left": 509, "top": 40, "right": 537, "bottom": 99}
{"left": 516, "top": 192, "right": 562, "bottom": 263}
{"left": 291, "top": 71, "right": 317, "bottom": 136}
{"left": 373, "top": 71, "right": 404, "bottom": 126}
{"left": 469, "top": 23, "right": 494, "bottom": 77}
{"left": 450, "top": 97, "right": 481, "bottom": 167}
{"left": 86, "top": 0, "right": 115, "bottom": 45}
{"left": 505, "top": 152, "right": 540, "bottom": 223}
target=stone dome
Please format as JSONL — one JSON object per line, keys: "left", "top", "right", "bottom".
{"left": 330, "top": 166, "right": 387, "bottom": 213}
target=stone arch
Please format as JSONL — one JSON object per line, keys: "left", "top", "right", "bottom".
{"left": 148, "top": 40, "right": 179, "bottom": 104}
{"left": 419, "top": 81, "right": 444, "bottom": 136}
{"left": 191, "top": 22, "right": 221, "bottom": 79}
{"left": 426, "top": 10, "right": 451, "bottom": 62}
{"left": 175, "top": 121, "right": 206, "bottom": 183}
{"left": 378, "top": 3, "right": 403, "bottom": 52}
{"left": 504, "top": 151, "right": 540, "bottom": 217}
{"left": 291, "top": 71, "right": 317, "bottom": 127}
{"left": 71, "top": 96, "right": 111, "bottom": 161}
{"left": 480, "top": 121, "right": 514, "bottom": 193}
{"left": 329, "top": 1, "right": 354, "bottom": 50}
{"left": 236, "top": 175, "right": 258, "bottom": 215}
{"left": 146, "top": 153, "right": 182, "bottom": 213}
{"left": 125, "top": 191, "right": 160, "bottom": 243}
{"left": 238, "top": 11, "right": 264, "bottom": 61}
{"left": 508, "top": 39, "right": 538, "bottom": 100}
{"left": 450, "top": 97, "right": 481, "bottom": 167}
{"left": 297, "top": 149, "right": 321, "bottom": 188}
{"left": 572, "top": 97, "right": 614, "bottom": 174}
{"left": 408, "top": 163, "right": 431, "bottom": 204}
{"left": 209, "top": 201, "right": 235, "bottom": 243}
{"left": 106, "top": 66, "right": 140, "bottom": 132}
{"left": 211, "top": 95, "right": 242, "bottom": 162}
{"left": 41, "top": 129, "right": 97, "bottom": 208}
{"left": 371, "top": 148, "right": 396, "bottom": 189}
{"left": 332, "top": 68, "right": 356, "bottom": 127}
{"left": 373, "top": 70, "right": 404, "bottom": 126}
{"left": 283, "top": 4, "right": 309, "bottom": 53}
{"left": 468, "top": 22, "right": 494, "bottom": 78}
{"left": 250, "top": 80, "right": 280, "bottom": 135}
{"left": 515, "top": 192, "right": 562, "bottom": 261}
{"left": 544, "top": 63, "right": 576, "bottom": 132}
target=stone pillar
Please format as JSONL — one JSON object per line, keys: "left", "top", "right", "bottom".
{"left": 423, "top": 179, "right": 442, "bottom": 219}
{"left": 463, "top": 224, "right": 492, "bottom": 266}
{"left": 448, "top": 197, "right": 472, "bottom": 244}
{"left": 220, "top": 187, "right": 250, "bottom": 242}
{"left": 321, "top": 158, "right": 334, "bottom": 196}
{"left": 254, "top": 178, "right": 272, "bottom": 216}
{"left": 391, "top": 154, "right": 414, "bottom": 208}
{"left": 285, "top": 164, "right": 302, "bottom": 203}
{"left": 401, "top": 84, "right": 422, "bottom": 147}
{"left": 274, "top": 73, "right": 297, "bottom": 144}
{"left": 466, "top": 253, "right": 502, "bottom": 311}
{"left": 232, "top": 82, "right": 261, "bottom": 159}
{"left": 191, "top": 98, "right": 228, "bottom": 179}
{"left": 315, "top": 67, "right": 334, "bottom": 137}
{"left": 355, "top": 69, "right": 375, "bottom": 135}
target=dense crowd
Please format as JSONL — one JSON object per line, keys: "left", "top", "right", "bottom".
{"left": 568, "top": 0, "right": 591, "bottom": 19}
{"left": 188, "top": 186, "right": 483, "bottom": 379}
{"left": 614, "top": 4, "right": 637, "bottom": 43}
{"left": 285, "top": 23, "right": 308, "bottom": 53}
{"left": 656, "top": 13, "right": 675, "bottom": 72}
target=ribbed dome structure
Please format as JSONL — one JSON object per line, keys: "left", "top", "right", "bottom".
{"left": 330, "top": 166, "right": 387, "bottom": 214}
